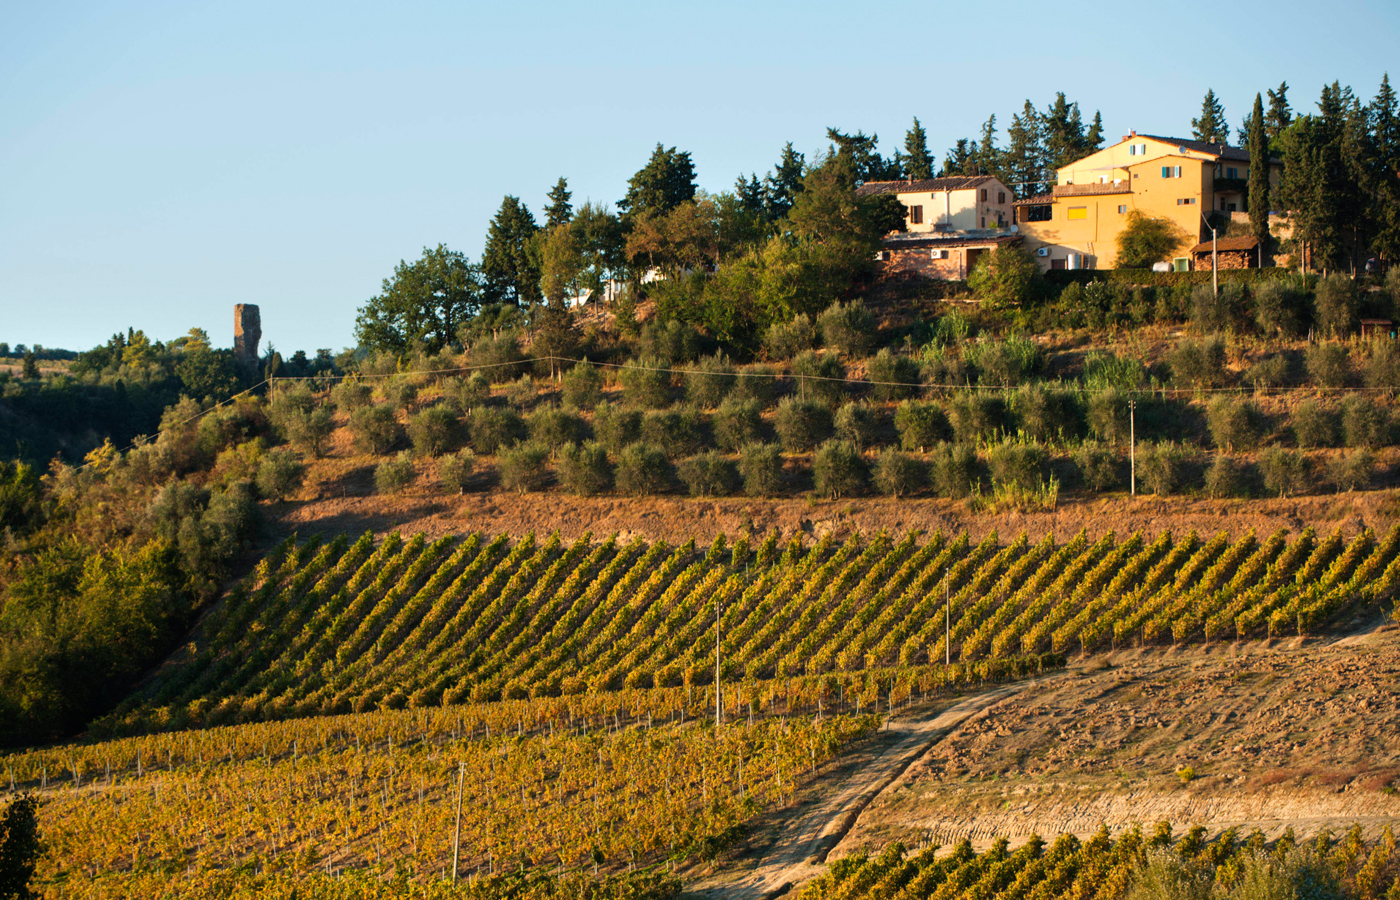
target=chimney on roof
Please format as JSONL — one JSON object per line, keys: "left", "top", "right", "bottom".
{"left": 1121, "top": 130, "right": 1137, "bottom": 142}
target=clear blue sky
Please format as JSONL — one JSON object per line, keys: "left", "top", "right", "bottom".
{"left": 3, "top": 0, "right": 1396, "bottom": 355}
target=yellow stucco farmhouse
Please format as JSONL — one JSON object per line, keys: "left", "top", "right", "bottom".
{"left": 1012, "top": 131, "right": 1282, "bottom": 271}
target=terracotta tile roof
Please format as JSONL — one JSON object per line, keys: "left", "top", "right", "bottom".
{"left": 1138, "top": 134, "right": 1254, "bottom": 162}
{"left": 1189, "top": 236, "right": 1260, "bottom": 253}
{"left": 1012, "top": 193, "right": 1055, "bottom": 206}
{"left": 882, "top": 232, "right": 1022, "bottom": 249}
{"left": 856, "top": 176, "right": 997, "bottom": 196}
{"left": 1054, "top": 183, "right": 1133, "bottom": 198}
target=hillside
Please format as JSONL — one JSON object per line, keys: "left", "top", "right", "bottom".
{"left": 836, "top": 628, "right": 1400, "bottom": 856}
{"left": 99, "top": 523, "right": 1400, "bottom": 737}
{"left": 684, "top": 632, "right": 1400, "bottom": 898}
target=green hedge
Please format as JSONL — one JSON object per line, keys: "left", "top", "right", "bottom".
{"left": 1044, "top": 267, "right": 1295, "bottom": 288}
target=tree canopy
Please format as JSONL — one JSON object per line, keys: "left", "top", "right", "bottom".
{"left": 901, "top": 118, "right": 934, "bottom": 180}
{"left": 967, "top": 245, "right": 1040, "bottom": 307}
{"left": 1115, "top": 211, "right": 1188, "bottom": 268}
{"left": 786, "top": 156, "right": 906, "bottom": 250}
{"left": 619, "top": 144, "right": 697, "bottom": 220}
{"left": 764, "top": 142, "right": 806, "bottom": 221}
{"left": 354, "top": 244, "right": 481, "bottom": 353}
{"left": 941, "top": 92, "right": 1103, "bottom": 196}
{"left": 481, "top": 196, "right": 541, "bottom": 307}
{"left": 1192, "top": 89, "right": 1230, "bottom": 144}
{"left": 825, "top": 128, "right": 900, "bottom": 184}
{"left": 544, "top": 177, "right": 573, "bottom": 228}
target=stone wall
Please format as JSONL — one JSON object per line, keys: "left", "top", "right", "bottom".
{"left": 882, "top": 248, "right": 964, "bottom": 280}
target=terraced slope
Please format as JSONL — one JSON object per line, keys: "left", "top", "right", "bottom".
{"left": 106, "top": 524, "right": 1400, "bottom": 735}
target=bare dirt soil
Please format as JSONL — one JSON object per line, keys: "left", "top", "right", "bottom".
{"left": 684, "top": 681, "right": 1057, "bottom": 900}
{"left": 273, "top": 482, "right": 1399, "bottom": 549}
{"left": 275, "top": 443, "right": 1399, "bottom": 548}
{"left": 836, "top": 627, "right": 1400, "bottom": 856}
{"left": 682, "top": 629, "right": 1400, "bottom": 898}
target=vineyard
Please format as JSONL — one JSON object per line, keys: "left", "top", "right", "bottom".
{"left": 100, "top": 522, "right": 1400, "bottom": 737}
{"left": 11, "top": 692, "right": 873, "bottom": 897}
{"left": 796, "top": 824, "right": 1400, "bottom": 900}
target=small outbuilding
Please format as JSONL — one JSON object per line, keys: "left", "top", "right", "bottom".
{"left": 1190, "top": 236, "right": 1261, "bottom": 270}
{"left": 874, "top": 231, "right": 1023, "bottom": 281}
{"left": 1359, "top": 319, "right": 1395, "bottom": 339}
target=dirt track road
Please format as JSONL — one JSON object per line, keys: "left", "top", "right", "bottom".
{"left": 684, "top": 678, "right": 1061, "bottom": 900}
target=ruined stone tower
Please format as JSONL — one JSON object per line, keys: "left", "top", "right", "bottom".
{"left": 234, "top": 304, "right": 261, "bottom": 363}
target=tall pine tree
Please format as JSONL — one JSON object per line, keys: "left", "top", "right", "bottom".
{"left": 941, "top": 139, "right": 975, "bottom": 177}
{"left": 619, "top": 144, "right": 697, "bottom": 220}
{"left": 765, "top": 142, "right": 806, "bottom": 221}
{"left": 1281, "top": 82, "right": 1363, "bottom": 273}
{"left": 1003, "top": 101, "right": 1047, "bottom": 198}
{"left": 1368, "top": 74, "right": 1400, "bottom": 262}
{"left": 735, "top": 173, "right": 767, "bottom": 217}
{"left": 975, "top": 115, "right": 1001, "bottom": 180}
{"left": 1085, "top": 111, "right": 1105, "bottom": 152}
{"left": 1042, "top": 93, "right": 1089, "bottom": 169}
{"left": 903, "top": 117, "right": 934, "bottom": 180}
{"left": 481, "top": 196, "right": 541, "bottom": 306}
{"left": 1266, "top": 82, "right": 1293, "bottom": 147}
{"left": 1192, "top": 89, "right": 1230, "bottom": 144}
{"left": 825, "top": 128, "right": 900, "bottom": 183}
{"left": 544, "top": 178, "right": 573, "bottom": 228}
{"left": 1247, "top": 93, "right": 1271, "bottom": 250}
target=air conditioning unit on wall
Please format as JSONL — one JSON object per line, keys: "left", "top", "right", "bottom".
{"left": 1035, "top": 247, "right": 1050, "bottom": 257}
{"left": 930, "top": 249, "right": 950, "bottom": 260}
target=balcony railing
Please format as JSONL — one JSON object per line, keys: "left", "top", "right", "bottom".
{"left": 1053, "top": 182, "right": 1133, "bottom": 197}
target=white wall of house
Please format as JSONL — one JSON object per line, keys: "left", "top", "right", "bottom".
{"left": 897, "top": 180, "right": 1014, "bottom": 232}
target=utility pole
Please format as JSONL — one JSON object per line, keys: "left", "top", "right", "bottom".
{"left": 715, "top": 596, "right": 722, "bottom": 732}
{"left": 1201, "top": 211, "right": 1218, "bottom": 297}
{"left": 1129, "top": 399, "right": 1137, "bottom": 496}
{"left": 451, "top": 763, "right": 464, "bottom": 885}
{"left": 1213, "top": 227, "right": 1219, "bottom": 297}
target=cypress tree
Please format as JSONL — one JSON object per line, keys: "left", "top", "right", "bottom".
{"left": 1248, "top": 93, "right": 1271, "bottom": 251}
